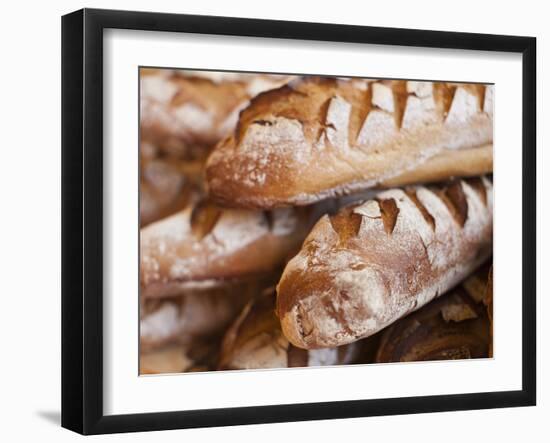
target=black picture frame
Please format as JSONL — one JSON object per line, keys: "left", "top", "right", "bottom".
{"left": 61, "top": 8, "right": 537, "bottom": 435}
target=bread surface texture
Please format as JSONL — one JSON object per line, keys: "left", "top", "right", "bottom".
{"left": 219, "top": 289, "right": 362, "bottom": 370}
{"left": 140, "top": 200, "right": 313, "bottom": 298}
{"left": 140, "top": 285, "right": 254, "bottom": 351}
{"left": 140, "top": 69, "right": 291, "bottom": 157}
{"left": 206, "top": 77, "right": 493, "bottom": 208}
{"left": 139, "top": 141, "right": 205, "bottom": 227}
{"left": 276, "top": 177, "right": 493, "bottom": 349}
{"left": 375, "top": 264, "right": 491, "bottom": 362}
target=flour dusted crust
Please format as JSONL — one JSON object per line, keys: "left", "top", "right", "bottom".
{"left": 140, "top": 200, "right": 315, "bottom": 298}
{"left": 140, "top": 69, "right": 292, "bottom": 157}
{"left": 276, "top": 177, "right": 493, "bottom": 349}
{"left": 218, "top": 289, "right": 363, "bottom": 370}
{"left": 205, "top": 77, "right": 494, "bottom": 208}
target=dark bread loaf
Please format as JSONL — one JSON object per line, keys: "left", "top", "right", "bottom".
{"left": 375, "top": 264, "right": 492, "bottom": 362}
{"left": 206, "top": 77, "right": 493, "bottom": 208}
{"left": 277, "top": 177, "right": 493, "bottom": 349}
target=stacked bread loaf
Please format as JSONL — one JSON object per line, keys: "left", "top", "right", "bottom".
{"left": 139, "top": 69, "right": 493, "bottom": 374}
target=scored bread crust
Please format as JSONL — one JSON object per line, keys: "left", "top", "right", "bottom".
{"left": 140, "top": 201, "right": 315, "bottom": 298}
{"left": 205, "top": 77, "right": 493, "bottom": 208}
{"left": 140, "top": 69, "right": 292, "bottom": 158}
{"left": 276, "top": 177, "right": 493, "bottom": 349}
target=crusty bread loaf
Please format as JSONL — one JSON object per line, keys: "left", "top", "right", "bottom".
{"left": 375, "top": 263, "right": 491, "bottom": 362}
{"left": 140, "top": 200, "right": 316, "bottom": 298}
{"left": 205, "top": 77, "right": 493, "bottom": 208}
{"left": 218, "top": 289, "right": 363, "bottom": 370}
{"left": 140, "top": 284, "right": 255, "bottom": 351}
{"left": 140, "top": 141, "right": 205, "bottom": 227}
{"left": 140, "top": 69, "right": 291, "bottom": 158}
{"left": 375, "top": 283, "right": 490, "bottom": 362}
{"left": 379, "top": 144, "right": 493, "bottom": 188}
{"left": 276, "top": 177, "right": 493, "bottom": 349}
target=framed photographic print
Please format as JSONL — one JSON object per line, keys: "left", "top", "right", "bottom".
{"left": 61, "top": 8, "right": 536, "bottom": 435}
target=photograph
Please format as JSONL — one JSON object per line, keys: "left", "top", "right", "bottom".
{"left": 138, "top": 69, "right": 494, "bottom": 375}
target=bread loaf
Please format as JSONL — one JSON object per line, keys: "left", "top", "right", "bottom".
{"left": 140, "top": 200, "right": 316, "bottom": 298}
{"left": 277, "top": 177, "right": 493, "bottom": 349}
{"left": 219, "top": 289, "right": 363, "bottom": 370}
{"left": 206, "top": 77, "right": 493, "bottom": 208}
{"left": 140, "top": 284, "right": 255, "bottom": 351}
{"left": 140, "top": 69, "right": 291, "bottom": 158}
{"left": 140, "top": 141, "right": 205, "bottom": 227}
{"left": 379, "top": 144, "right": 492, "bottom": 188}
{"left": 375, "top": 264, "right": 491, "bottom": 362}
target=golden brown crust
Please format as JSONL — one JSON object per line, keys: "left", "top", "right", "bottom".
{"left": 140, "top": 69, "right": 291, "bottom": 158}
{"left": 379, "top": 144, "right": 493, "bottom": 188}
{"left": 276, "top": 177, "right": 493, "bottom": 349}
{"left": 140, "top": 200, "right": 315, "bottom": 298}
{"left": 375, "top": 264, "right": 491, "bottom": 362}
{"left": 205, "top": 77, "right": 493, "bottom": 208}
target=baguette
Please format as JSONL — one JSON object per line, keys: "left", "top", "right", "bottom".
{"left": 206, "top": 77, "right": 493, "bottom": 208}
{"left": 375, "top": 264, "right": 491, "bottom": 362}
{"left": 219, "top": 289, "right": 363, "bottom": 370}
{"left": 140, "top": 200, "right": 315, "bottom": 298}
{"left": 379, "top": 144, "right": 493, "bottom": 188}
{"left": 276, "top": 177, "right": 493, "bottom": 349}
{"left": 140, "top": 69, "right": 291, "bottom": 158}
